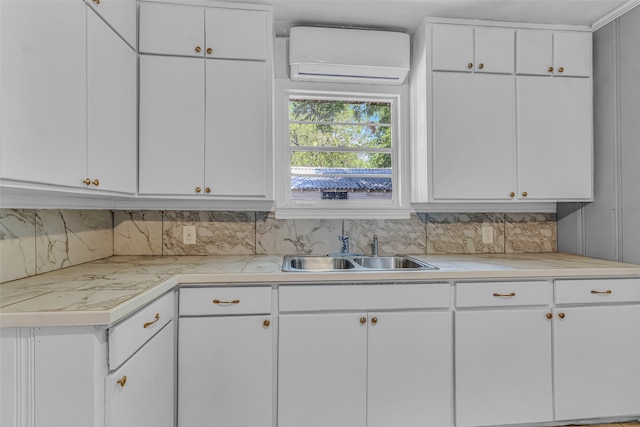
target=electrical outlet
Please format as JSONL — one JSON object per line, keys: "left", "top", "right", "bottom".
{"left": 183, "top": 226, "right": 196, "bottom": 245}
{"left": 482, "top": 226, "right": 494, "bottom": 244}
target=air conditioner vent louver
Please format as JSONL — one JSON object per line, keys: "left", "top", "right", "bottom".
{"left": 289, "top": 26, "right": 410, "bottom": 85}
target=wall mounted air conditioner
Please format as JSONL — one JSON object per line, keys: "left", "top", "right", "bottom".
{"left": 289, "top": 26, "right": 410, "bottom": 85}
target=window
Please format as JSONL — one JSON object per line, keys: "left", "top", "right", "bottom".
{"left": 275, "top": 82, "right": 409, "bottom": 219}
{"left": 289, "top": 97, "right": 393, "bottom": 202}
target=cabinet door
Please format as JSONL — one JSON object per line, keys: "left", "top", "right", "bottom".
{"left": 205, "top": 8, "right": 266, "bottom": 60}
{"left": 516, "top": 29, "right": 553, "bottom": 75}
{"left": 87, "top": 9, "right": 137, "bottom": 194}
{"left": 554, "top": 305, "right": 640, "bottom": 420}
{"left": 179, "top": 316, "right": 272, "bottom": 427}
{"left": 105, "top": 322, "right": 175, "bottom": 427}
{"left": 205, "top": 60, "right": 267, "bottom": 197}
{"left": 139, "top": 2, "right": 204, "bottom": 57}
{"left": 432, "top": 73, "right": 515, "bottom": 200}
{"left": 0, "top": 0, "right": 86, "bottom": 187}
{"left": 475, "top": 28, "right": 514, "bottom": 74}
{"left": 278, "top": 313, "right": 367, "bottom": 427}
{"left": 517, "top": 76, "right": 592, "bottom": 200}
{"left": 455, "top": 309, "right": 553, "bottom": 427}
{"left": 368, "top": 311, "right": 452, "bottom": 427}
{"left": 139, "top": 55, "right": 205, "bottom": 195}
{"left": 84, "top": 0, "right": 136, "bottom": 48}
{"left": 432, "top": 25, "right": 474, "bottom": 72}
{"left": 554, "top": 32, "right": 591, "bottom": 77}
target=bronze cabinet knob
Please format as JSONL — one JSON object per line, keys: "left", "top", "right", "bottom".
{"left": 558, "top": 312, "right": 566, "bottom": 319}
{"left": 359, "top": 317, "right": 366, "bottom": 324}
{"left": 195, "top": 187, "right": 202, "bottom": 193}
{"left": 548, "top": 66, "right": 554, "bottom": 73}
{"left": 478, "top": 63, "right": 484, "bottom": 69}
{"left": 195, "top": 46, "right": 202, "bottom": 53}
{"left": 467, "top": 62, "right": 473, "bottom": 69}
{"left": 206, "top": 47, "right": 213, "bottom": 55}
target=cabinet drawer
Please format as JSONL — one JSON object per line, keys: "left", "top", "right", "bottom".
{"left": 555, "top": 278, "right": 640, "bottom": 304}
{"left": 456, "top": 281, "right": 551, "bottom": 307}
{"left": 179, "top": 286, "right": 272, "bottom": 316}
{"left": 106, "top": 321, "right": 175, "bottom": 427}
{"left": 279, "top": 283, "right": 450, "bottom": 312}
{"left": 108, "top": 291, "right": 175, "bottom": 370}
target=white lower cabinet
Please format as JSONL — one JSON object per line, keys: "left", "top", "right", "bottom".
{"left": 178, "top": 315, "right": 273, "bottom": 427}
{"left": 278, "top": 310, "right": 453, "bottom": 427}
{"left": 278, "top": 313, "right": 368, "bottom": 427}
{"left": 106, "top": 322, "right": 175, "bottom": 427}
{"left": 177, "top": 286, "right": 273, "bottom": 427}
{"left": 553, "top": 304, "right": 640, "bottom": 420}
{"left": 455, "top": 309, "right": 554, "bottom": 427}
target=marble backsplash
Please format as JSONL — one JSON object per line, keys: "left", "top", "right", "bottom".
{"left": 1, "top": 209, "right": 113, "bottom": 283}
{"left": 113, "top": 210, "right": 556, "bottom": 257}
{"left": 1, "top": 209, "right": 556, "bottom": 283}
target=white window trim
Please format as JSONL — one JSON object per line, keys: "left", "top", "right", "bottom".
{"left": 274, "top": 78, "right": 411, "bottom": 219}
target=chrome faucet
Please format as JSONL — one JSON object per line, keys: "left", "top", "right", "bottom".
{"left": 338, "top": 235, "right": 350, "bottom": 254}
{"left": 371, "top": 235, "right": 379, "bottom": 257}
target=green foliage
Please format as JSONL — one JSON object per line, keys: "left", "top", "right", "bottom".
{"left": 289, "top": 99, "right": 392, "bottom": 169}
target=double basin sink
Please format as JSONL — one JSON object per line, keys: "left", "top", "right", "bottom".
{"left": 282, "top": 254, "right": 438, "bottom": 272}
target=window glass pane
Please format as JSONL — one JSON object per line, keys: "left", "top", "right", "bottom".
{"left": 288, "top": 97, "right": 394, "bottom": 203}
{"left": 290, "top": 99, "right": 391, "bottom": 124}
{"left": 291, "top": 167, "right": 392, "bottom": 201}
{"left": 290, "top": 124, "right": 391, "bottom": 149}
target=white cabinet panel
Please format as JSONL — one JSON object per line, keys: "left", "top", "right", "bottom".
{"left": 516, "top": 29, "right": 553, "bottom": 75}
{"left": 432, "top": 24, "right": 474, "bottom": 72}
{"left": 278, "top": 313, "right": 367, "bottom": 427}
{"left": 205, "top": 8, "right": 266, "bottom": 60}
{"left": 455, "top": 309, "right": 553, "bottom": 427}
{"left": 554, "top": 305, "right": 640, "bottom": 420}
{"left": 85, "top": 0, "right": 136, "bottom": 48}
{"left": 517, "top": 76, "right": 592, "bottom": 200}
{"left": 139, "top": 55, "right": 205, "bottom": 195}
{"left": 554, "top": 32, "right": 591, "bottom": 77}
{"left": 0, "top": 329, "right": 18, "bottom": 427}
{"left": 106, "top": 322, "right": 175, "bottom": 427}
{"left": 87, "top": 8, "right": 137, "bottom": 194}
{"left": 475, "top": 27, "right": 514, "bottom": 74}
{"left": 139, "top": 2, "right": 204, "bottom": 57}
{"left": 205, "top": 60, "right": 267, "bottom": 197}
{"left": 0, "top": 0, "right": 87, "bottom": 187}
{"left": 179, "top": 316, "right": 272, "bottom": 427}
{"left": 432, "top": 73, "right": 515, "bottom": 200}
{"left": 367, "top": 311, "right": 452, "bottom": 427}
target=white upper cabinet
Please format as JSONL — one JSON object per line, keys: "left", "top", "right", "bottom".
{"left": 205, "top": 60, "right": 267, "bottom": 197}
{"left": 139, "top": 55, "right": 205, "bottom": 196}
{"left": 475, "top": 27, "right": 515, "bottom": 74}
{"left": 0, "top": 0, "right": 87, "bottom": 188}
{"left": 554, "top": 32, "right": 592, "bottom": 77}
{"left": 432, "top": 25, "right": 514, "bottom": 73}
{"left": 517, "top": 29, "right": 591, "bottom": 77}
{"left": 84, "top": 0, "right": 136, "bottom": 48}
{"left": 432, "top": 25, "right": 474, "bottom": 72}
{"left": 139, "top": 2, "right": 205, "bottom": 57}
{"left": 432, "top": 73, "right": 515, "bottom": 200}
{"left": 87, "top": 9, "right": 137, "bottom": 194}
{"left": 205, "top": 8, "right": 266, "bottom": 60}
{"left": 140, "top": 3, "right": 268, "bottom": 60}
{"left": 412, "top": 21, "right": 593, "bottom": 204}
{"left": 138, "top": 3, "right": 272, "bottom": 200}
{"left": 517, "top": 76, "right": 593, "bottom": 200}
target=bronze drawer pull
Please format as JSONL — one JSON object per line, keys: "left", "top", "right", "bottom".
{"left": 493, "top": 292, "right": 516, "bottom": 297}
{"left": 213, "top": 299, "right": 240, "bottom": 305}
{"left": 143, "top": 313, "right": 160, "bottom": 328}
{"left": 590, "top": 290, "right": 612, "bottom": 295}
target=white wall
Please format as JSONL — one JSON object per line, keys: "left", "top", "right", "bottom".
{"left": 558, "top": 5, "right": 640, "bottom": 264}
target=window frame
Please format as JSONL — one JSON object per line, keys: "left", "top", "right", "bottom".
{"left": 275, "top": 79, "right": 410, "bottom": 219}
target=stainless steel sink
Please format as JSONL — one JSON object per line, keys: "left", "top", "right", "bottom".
{"left": 351, "top": 256, "right": 432, "bottom": 270}
{"left": 286, "top": 256, "right": 356, "bottom": 271}
{"left": 282, "top": 255, "right": 438, "bottom": 272}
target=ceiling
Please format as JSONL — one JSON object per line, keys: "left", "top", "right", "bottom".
{"left": 220, "top": 0, "right": 634, "bottom": 36}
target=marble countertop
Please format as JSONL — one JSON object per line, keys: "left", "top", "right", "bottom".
{"left": 2, "top": 253, "right": 640, "bottom": 327}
